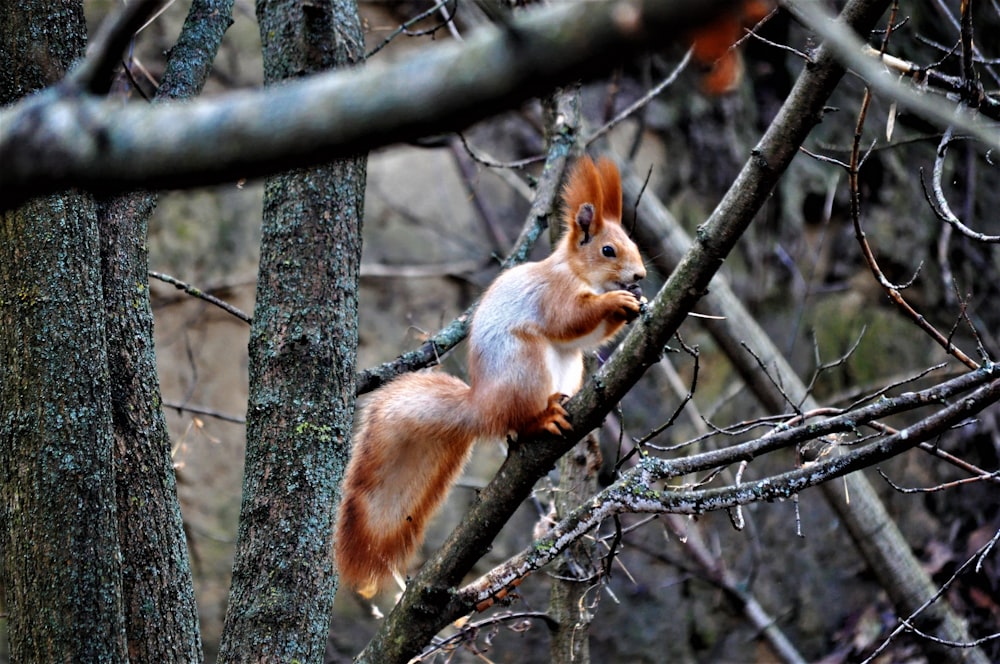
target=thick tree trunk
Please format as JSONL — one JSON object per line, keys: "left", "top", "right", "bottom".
{"left": 0, "top": 6, "right": 126, "bottom": 661}
{"left": 97, "top": 3, "right": 235, "bottom": 659}
{"left": 99, "top": 193, "right": 205, "bottom": 662}
{"left": 217, "top": 1, "right": 366, "bottom": 661}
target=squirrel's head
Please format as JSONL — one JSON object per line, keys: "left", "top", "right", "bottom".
{"left": 562, "top": 157, "right": 646, "bottom": 294}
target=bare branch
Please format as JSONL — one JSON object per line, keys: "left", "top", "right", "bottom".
{"left": 782, "top": 0, "right": 1000, "bottom": 151}
{"left": 926, "top": 128, "right": 1000, "bottom": 242}
{"left": 842, "top": 13, "right": 981, "bottom": 371}
{"left": 877, "top": 465, "right": 1000, "bottom": 493}
{"left": 72, "top": 0, "right": 165, "bottom": 95}
{"left": 162, "top": 400, "right": 246, "bottom": 424}
{"left": 457, "top": 369, "right": 1000, "bottom": 608}
{"left": 586, "top": 48, "right": 692, "bottom": 145}
{"left": 365, "top": 0, "right": 458, "bottom": 58}
{"left": 862, "top": 526, "right": 1000, "bottom": 663}
{"left": 455, "top": 133, "right": 545, "bottom": 171}
{"left": 149, "top": 270, "right": 252, "bottom": 324}
{"left": 861, "top": 45, "right": 1000, "bottom": 121}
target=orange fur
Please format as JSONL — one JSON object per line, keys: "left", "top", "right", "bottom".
{"left": 336, "top": 372, "right": 477, "bottom": 596}
{"left": 334, "top": 157, "right": 646, "bottom": 595}
{"left": 689, "top": 0, "right": 774, "bottom": 94}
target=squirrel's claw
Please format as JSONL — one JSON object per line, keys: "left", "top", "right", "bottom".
{"left": 535, "top": 393, "right": 572, "bottom": 436}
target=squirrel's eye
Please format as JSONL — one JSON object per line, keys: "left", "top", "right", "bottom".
{"left": 602, "top": 245, "right": 616, "bottom": 258}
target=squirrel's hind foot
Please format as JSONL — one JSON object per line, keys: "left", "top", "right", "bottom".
{"left": 532, "top": 392, "right": 572, "bottom": 436}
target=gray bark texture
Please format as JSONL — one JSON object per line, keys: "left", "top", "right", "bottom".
{"left": 97, "top": 3, "right": 236, "bottom": 660}
{"left": 216, "top": 0, "right": 367, "bottom": 661}
{"left": 0, "top": 3, "right": 127, "bottom": 661}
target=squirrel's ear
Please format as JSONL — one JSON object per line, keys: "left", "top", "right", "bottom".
{"left": 564, "top": 157, "right": 606, "bottom": 245}
{"left": 575, "top": 203, "right": 595, "bottom": 245}
{"left": 595, "top": 158, "right": 622, "bottom": 224}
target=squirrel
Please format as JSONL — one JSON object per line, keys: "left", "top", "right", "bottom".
{"left": 335, "top": 156, "right": 646, "bottom": 597}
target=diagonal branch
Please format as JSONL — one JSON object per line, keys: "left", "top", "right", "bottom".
{"left": 71, "top": 0, "right": 166, "bottom": 95}
{"left": 356, "top": 0, "right": 893, "bottom": 661}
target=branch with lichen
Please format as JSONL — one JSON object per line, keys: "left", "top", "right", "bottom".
{"left": 459, "top": 364, "right": 1000, "bottom": 611}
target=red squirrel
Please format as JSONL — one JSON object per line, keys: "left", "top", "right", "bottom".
{"left": 335, "top": 157, "right": 646, "bottom": 597}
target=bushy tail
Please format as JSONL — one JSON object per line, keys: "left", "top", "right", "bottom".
{"left": 335, "top": 371, "right": 479, "bottom": 597}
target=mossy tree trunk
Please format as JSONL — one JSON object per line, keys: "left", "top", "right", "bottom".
{"left": 0, "top": 3, "right": 127, "bottom": 661}
{"left": 2, "top": 1, "right": 240, "bottom": 660}
{"left": 217, "top": 0, "right": 366, "bottom": 660}
{"left": 97, "top": 2, "right": 235, "bottom": 659}
{"left": 99, "top": 189, "right": 205, "bottom": 662}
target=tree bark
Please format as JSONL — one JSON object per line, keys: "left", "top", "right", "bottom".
{"left": 548, "top": 433, "right": 601, "bottom": 664}
{"left": 217, "top": 0, "right": 366, "bottom": 661}
{"left": 100, "top": 193, "right": 205, "bottom": 662}
{"left": 97, "top": 4, "right": 235, "bottom": 660}
{"left": 0, "top": 4, "right": 126, "bottom": 661}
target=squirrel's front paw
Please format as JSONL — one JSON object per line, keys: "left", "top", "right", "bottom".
{"left": 607, "top": 290, "right": 642, "bottom": 322}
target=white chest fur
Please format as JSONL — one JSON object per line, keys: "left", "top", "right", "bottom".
{"left": 544, "top": 344, "right": 584, "bottom": 396}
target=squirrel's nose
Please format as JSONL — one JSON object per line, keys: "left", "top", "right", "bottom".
{"left": 633, "top": 270, "right": 646, "bottom": 283}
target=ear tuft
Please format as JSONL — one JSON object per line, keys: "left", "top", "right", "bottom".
{"left": 563, "top": 157, "right": 605, "bottom": 244}
{"left": 595, "top": 157, "right": 622, "bottom": 223}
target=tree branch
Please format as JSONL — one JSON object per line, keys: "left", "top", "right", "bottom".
{"left": 0, "top": 0, "right": 739, "bottom": 211}
{"left": 457, "top": 366, "right": 1000, "bottom": 609}
{"left": 149, "top": 270, "right": 252, "bottom": 324}
{"left": 71, "top": 0, "right": 165, "bottom": 95}
{"left": 781, "top": 0, "right": 999, "bottom": 151}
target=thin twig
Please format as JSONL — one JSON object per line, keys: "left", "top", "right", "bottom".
{"left": 860, "top": 45, "right": 1000, "bottom": 122}
{"left": 861, "top": 526, "right": 1000, "bottom": 663}
{"left": 162, "top": 400, "right": 246, "bottom": 424}
{"left": 925, "top": 128, "right": 1000, "bottom": 242}
{"left": 455, "top": 133, "right": 545, "bottom": 171}
{"left": 877, "top": 465, "right": 1000, "bottom": 493}
{"left": 587, "top": 49, "right": 692, "bottom": 145}
{"left": 366, "top": 0, "right": 458, "bottom": 58}
{"left": 148, "top": 270, "right": 252, "bottom": 324}
{"left": 843, "top": 2, "right": 980, "bottom": 370}
{"left": 783, "top": 0, "right": 1000, "bottom": 151}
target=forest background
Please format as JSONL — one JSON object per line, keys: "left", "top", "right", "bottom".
{"left": 1, "top": 0, "right": 998, "bottom": 663}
